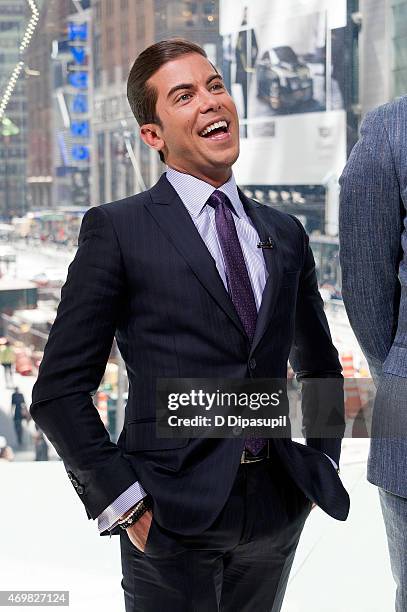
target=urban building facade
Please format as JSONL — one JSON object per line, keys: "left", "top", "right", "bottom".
{"left": 90, "top": 0, "right": 156, "bottom": 207}
{"left": 0, "top": 0, "right": 28, "bottom": 219}
{"left": 25, "top": 0, "right": 77, "bottom": 211}
{"left": 51, "top": 4, "right": 93, "bottom": 208}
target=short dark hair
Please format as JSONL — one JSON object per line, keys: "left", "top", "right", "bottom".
{"left": 127, "top": 38, "right": 209, "bottom": 163}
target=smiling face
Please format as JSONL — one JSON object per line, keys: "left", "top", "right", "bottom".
{"left": 140, "top": 53, "right": 240, "bottom": 186}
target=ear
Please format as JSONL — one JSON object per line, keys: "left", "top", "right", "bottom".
{"left": 140, "top": 123, "right": 165, "bottom": 156}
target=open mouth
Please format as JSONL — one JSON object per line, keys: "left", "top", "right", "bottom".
{"left": 199, "top": 120, "right": 230, "bottom": 139}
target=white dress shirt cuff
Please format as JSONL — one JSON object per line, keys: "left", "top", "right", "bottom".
{"left": 97, "top": 481, "right": 147, "bottom": 533}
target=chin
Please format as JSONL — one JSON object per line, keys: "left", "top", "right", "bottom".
{"left": 231, "top": 148, "right": 240, "bottom": 165}
{"left": 220, "top": 149, "right": 239, "bottom": 168}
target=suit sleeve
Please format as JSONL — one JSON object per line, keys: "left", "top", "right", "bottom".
{"left": 289, "top": 220, "right": 344, "bottom": 465}
{"left": 339, "top": 106, "right": 402, "bottom": 383}
{"left": 30, "top": 205, "right": 139, "bottom": 519}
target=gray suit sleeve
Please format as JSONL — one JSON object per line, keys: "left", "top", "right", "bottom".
{"left": 339, "top": 105, "right": 403, "bottom": 383}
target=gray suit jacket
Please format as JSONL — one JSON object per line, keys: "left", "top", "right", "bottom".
{"left": 339, "top": 96, "right": 407, "bottom": 498}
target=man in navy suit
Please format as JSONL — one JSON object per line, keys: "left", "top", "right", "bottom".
{"left": 30, "top": 39, "right": 349, "bottom": 612}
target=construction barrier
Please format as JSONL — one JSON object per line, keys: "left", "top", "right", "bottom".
{"left": 97, "top": 390, "right": 109, "bottom": 426}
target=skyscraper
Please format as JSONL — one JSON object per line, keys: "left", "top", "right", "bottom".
{"left": 0, "top": 0, "right": 28, "bottom": 218}
{"left": 24, "top": 0, "right": 76, "bottom": 210}
{"left": 90, "top": 0, "right": 155, "bottom": 205}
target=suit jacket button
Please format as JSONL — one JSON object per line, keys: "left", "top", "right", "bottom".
{"left": 77, "top": 486, "right": 84, "bottom": 495}
{"left": 249, "top": 358, "right": 256, "bottom": 370}
{"left": 72, "top": 480, "right": 78, "bottom": 488}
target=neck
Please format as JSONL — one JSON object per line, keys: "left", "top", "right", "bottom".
{"left": 167, "top": 164, "right": 232, "bottom": 188}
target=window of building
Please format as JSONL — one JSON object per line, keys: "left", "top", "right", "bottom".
{"left": 136, "top": 15, "right": 145, "bottom": 40}
{"left": 95, "top": 1, "right": 102, "bottom": 20}
{"left": 121, "top": 53, "right": 129, "bottom": 74}
{"left": 0, "top": 21, "right": 20, "bottom": 31}
{"left": 121, "top": 22, "right": 128, "bottom": 46}
{"left": 184, "top": 2, "right": 198, "bottom": 14}
{"left": 1, "top": 4, "right": 25, "bottom": 14}
{"left": 94, "top": 67, "right": 102, "bottom": 89}
{"left": 97, "top": 131, "right": 105, "bottom": 202}
{"left": 94, "top": 32, "right": 101, "bottom": 66}
{"left": 203, "top": 2, "right": 216, "bottom": 14}
{"left": 106, "top": 26, "right": 114, "bottom": 49}
{"left": 107, "top": 65, "right": 115, "bottom": 84}
{"left": 106, "top": 0, "right": 114, "bottom": 16}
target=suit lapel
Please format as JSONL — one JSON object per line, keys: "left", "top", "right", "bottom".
{"left": 146, "top": 174, "right": 246, "bottom": 337}
{"left": 238, "top": 188, "right": 283, "bottom": 355}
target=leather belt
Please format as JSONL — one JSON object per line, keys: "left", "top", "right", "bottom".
{"left": 240, "top": 440, "right": 270, "bottom": 464}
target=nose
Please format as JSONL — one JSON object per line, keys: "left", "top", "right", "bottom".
{"left": 199, "top": 87, "right": 222, "bottom": 113}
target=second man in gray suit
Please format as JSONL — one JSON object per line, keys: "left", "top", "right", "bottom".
{"left": 340, "top": 96, "right": 407, "bottom": 612}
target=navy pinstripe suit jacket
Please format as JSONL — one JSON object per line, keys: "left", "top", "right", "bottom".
{"left": 30, "top": 173, "right": 350, "bottom": 534}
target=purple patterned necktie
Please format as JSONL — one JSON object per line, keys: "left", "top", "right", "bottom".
{"left": 207, "top": 190, "right": 266, "bottom": 456}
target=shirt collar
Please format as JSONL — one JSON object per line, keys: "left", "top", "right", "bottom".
{"left": 166, "top": 167, "right": 244, "bottom": 218}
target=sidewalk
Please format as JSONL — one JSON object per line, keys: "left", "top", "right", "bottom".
{"left": 282, "top": 440, "right": 395, "bottom": 612}
{"left": 13, "top": 239, "right": 76, "bottom": 263}
{"left": 0, "top": 440, "right": 396, "bottom": 612}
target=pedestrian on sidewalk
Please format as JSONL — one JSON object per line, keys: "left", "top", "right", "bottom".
{"left": 0, "top": 340, "right": 15, "bottom": 388}
{"left": 11, "top": 386, "right": 29, "bottom": 447}
{"left": 0, "top": 435, "right": 14, "bottom": 462}
{"left": 34, "top": 424, "right": 48, "bottom": 461}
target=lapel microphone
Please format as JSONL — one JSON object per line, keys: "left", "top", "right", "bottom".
{"left": 257, "top": 237, "right": 274, "bottom": 249}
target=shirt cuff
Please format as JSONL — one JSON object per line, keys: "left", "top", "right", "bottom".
{"left": 323, "top": 453, "right": 339, "bottom": 471}
{"left": 97, "top": 481, "right": 147, "bottom": 533}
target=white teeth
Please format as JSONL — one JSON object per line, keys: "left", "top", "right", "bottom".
{"left": 200, "top": 120, "right": 228, "bottom": 136}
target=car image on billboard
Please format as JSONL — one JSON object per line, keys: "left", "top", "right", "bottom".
{"left": 256, "top": 45, "right": 314, "bottom": 111}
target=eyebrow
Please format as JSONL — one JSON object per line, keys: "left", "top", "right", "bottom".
{"left": 166, "top": 73, "right": 224, "bottom": 100}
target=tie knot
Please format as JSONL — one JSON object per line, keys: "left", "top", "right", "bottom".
{"left": 207, "top": 189, "right": 227, "bottom": 209}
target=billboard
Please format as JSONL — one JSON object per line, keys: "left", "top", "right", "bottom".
{"left": 220, "top": 0, "right": 348, "bottom": 192}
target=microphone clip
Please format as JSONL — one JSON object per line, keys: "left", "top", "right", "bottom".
{"left": 257, "top": 237, "right": 274, "bottom": 249}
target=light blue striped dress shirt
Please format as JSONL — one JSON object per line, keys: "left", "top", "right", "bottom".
{"left": 97, "top": 168, "right": 267, "bottom": 533}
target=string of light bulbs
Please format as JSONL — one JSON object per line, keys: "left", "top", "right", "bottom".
{"left": 0, "top": 0, "right": 40, "bottom": 121}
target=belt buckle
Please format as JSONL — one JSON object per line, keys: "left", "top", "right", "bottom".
{"left": 241, "top": 451, "right": 250, "bottom": 464}
{"left": 241, "top": 441, "right": 270, "bottom": 464}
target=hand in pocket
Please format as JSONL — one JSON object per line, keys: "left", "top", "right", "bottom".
{"left": 126, "top": 510, "right": 153, "bottom": 552}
